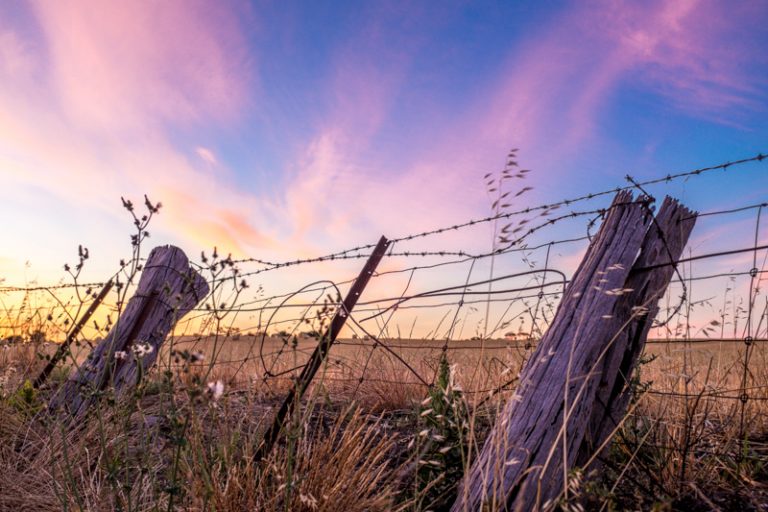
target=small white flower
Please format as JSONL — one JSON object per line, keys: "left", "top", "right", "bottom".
{"left": 132, "top": 341, "right": 154, "bottom": 358}
{"left": 114, "top": 351, "right": 128, "bottom": 360}
{"left": 207, "top": 380, "right": 224, "bottom": 400}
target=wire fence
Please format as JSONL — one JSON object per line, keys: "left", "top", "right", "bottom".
{"left": 1, "top": 153, "right": 767, "bottom": 444}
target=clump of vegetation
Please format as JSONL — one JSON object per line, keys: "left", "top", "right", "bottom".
{"left": 7, "top": 379, "right": 42, "bottom": 416}
{"left": 408, "top": 354, "right": 471, "bottom": 510}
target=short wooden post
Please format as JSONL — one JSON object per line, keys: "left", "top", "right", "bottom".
{"left": 49, "top": 245, "right": 209, "bottom": 418}
{"left": 452, "top": 193, "right": 696, "bottom": 511}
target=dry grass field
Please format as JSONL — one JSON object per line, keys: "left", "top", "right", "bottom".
{"left": 1, "top": 333, "right": 766, "bottom": 511}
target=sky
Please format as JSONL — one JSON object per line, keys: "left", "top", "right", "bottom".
{"left": 0, "top": 0, "right": 767, "bottom": 338}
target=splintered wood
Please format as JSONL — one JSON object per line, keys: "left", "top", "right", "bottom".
{"left": 454, "top": 192, "right": 696, "bottom": 511}
{"left": 49, "top": 245, "right": 209, "bottom": 418}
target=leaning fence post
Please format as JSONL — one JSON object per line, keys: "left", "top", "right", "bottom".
{"left": 452, "top": 193, "right": 696, "bottom": 512}
{"left": 253, "top": 235, "right": 391, "bottom": 464}
{"left": 48, "top": 245, "right": 209, "bottom": 418}
{"left": 33, "top": 279, "right": 113, "bottom": 389}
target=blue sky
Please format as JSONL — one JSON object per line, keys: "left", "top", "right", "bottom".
{"left": 0, "top": 1, "right": 766, "bottom": 337}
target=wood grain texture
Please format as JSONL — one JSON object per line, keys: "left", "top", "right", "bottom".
{"left": 49, "top": 245, "right": 209, "bottom": 418}
{"left": 452, "top": 193, "right": 696, "bottom": 511}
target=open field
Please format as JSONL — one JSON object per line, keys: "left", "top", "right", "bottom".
{"left": 1, "top": 160, "right": 766, "bottom": 510}
{"left": 2, "top": 334, "right": 767, "bottom": 511}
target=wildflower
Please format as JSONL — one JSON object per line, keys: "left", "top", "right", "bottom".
{"left": 114, "top": 351, "right": 128, "bottom": 360}
{"left": 207, "top": 380, "right": 224, "bottom": 401}
{"left": 132, "top": 341, "right": 154, "bottom": 358}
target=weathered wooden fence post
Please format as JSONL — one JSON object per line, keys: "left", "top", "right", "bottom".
{"left": 452, "top": 193, "right": 696, "bottom": 511}
{"left": 49, "top": 245, "right": 209, "bottom": 418}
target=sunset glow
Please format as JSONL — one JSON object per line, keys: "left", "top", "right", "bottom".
{"left": 2, "top": 5, "right": 768, "bottom": 508}
{"left": 0, "top": 1, "right": 766, "bottom": 328}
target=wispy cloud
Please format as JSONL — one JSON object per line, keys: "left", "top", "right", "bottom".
{"left": 0, "top": 0, "right": 764, "bottom": 279}
{"left": 0, "top": 1, "right": 279, "bottom": 265}
{"left": 271, "top": 0, "right": 767, "bottom": 267}
{"left": 29, "top": 0, "right": 254, "bottom": 133}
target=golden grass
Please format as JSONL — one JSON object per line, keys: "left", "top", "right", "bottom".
{"left": 1, "top": 334, "right": 766, "bottom": 511}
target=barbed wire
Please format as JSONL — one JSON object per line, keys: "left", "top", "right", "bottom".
{"left": 2, "top": 153, "right": 767, "bottom": 429}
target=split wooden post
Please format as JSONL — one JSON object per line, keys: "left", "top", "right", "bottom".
{"left": 452, "top": 193, "right": 696, "bottom": 511}
{"left": 49, "top": 245, "right": 209, "bottom": 418}
{"left": 253, "top": 236, "right": 391, "bottom": 464}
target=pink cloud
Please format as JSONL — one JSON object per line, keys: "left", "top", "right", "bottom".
{"left": 281, "top": 11, "right": 453, "bottom": 248}
{"left": 29, "top": 0, "right": 255, "bottom": 134}
{"left": 593, "top": 0, "right": 764, "bottom": 122}
{"left": 195, "top": 147, "right": 218, "bottom": 167}
{"left": 0, "top": 29, "right": 34, "bottom": 79}
{"left": 469, "top": 0, "right": 764, "bottom": 162}
{"left": 272, "top": 0, "right": 765, "bottom": 329}
{"left": 0, "top": 0, "right": 763, "bottom": 297}
{"left": 0, "top": 1, "right": 285, "bottom": 266}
